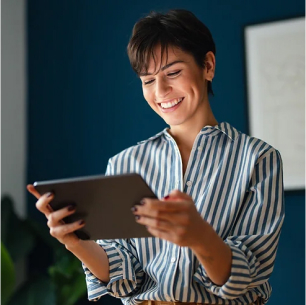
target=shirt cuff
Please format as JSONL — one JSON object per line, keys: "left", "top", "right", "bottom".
{"left": 83, "top": 242, "right": 142, "bottom": 301}
{"left": 193, "top": 240, "right": 259, "bottom": 300}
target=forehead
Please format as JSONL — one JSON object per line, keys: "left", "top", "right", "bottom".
{"left": 145, "top": 45, "right": 191, "bottom": 74}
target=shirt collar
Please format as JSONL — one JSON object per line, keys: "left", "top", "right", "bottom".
{"left": 137, "top": 129, "right": 167, "bottom": 145}
{"left": 200, "top": 122, "right": 240, "bottom": 141}
{"left": 137, "top": 122, "right": 240, "bottom": 145}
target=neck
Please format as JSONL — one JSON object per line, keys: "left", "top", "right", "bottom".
{"left": 168, "top": 99, "right": 218, "bottom": 150}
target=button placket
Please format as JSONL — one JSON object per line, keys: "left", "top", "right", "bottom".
{"left": 168, "top": 244, "right": 181, "bottom": 300}
{"left": 183, "top": 137, "right": 203, "bottom": 186}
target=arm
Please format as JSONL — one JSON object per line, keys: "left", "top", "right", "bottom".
{"left": 190, "top": 221, "right": 232, "bottom": 286}
{"left": 66, "top": 240, "right": 110, "bottom": 282}
{"left": 193, "top": 149, "right": 285, "bottom": 299}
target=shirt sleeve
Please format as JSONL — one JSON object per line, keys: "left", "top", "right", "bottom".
{"left": 82, "top": 238, "right": 145, "bottom": 301}
{"left": 193, "top": 148, "right": 285, "bottom": 300}
{"left": 82, "top": 159, "right": 145, "bottom": 301}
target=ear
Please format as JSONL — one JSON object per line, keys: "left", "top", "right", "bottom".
{"left": 204, "top": 51, "right": 216, "bottom": 82}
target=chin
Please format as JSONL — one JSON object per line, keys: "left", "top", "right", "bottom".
{"left": 163, "top": 116, "right": 187, "bottom": 127}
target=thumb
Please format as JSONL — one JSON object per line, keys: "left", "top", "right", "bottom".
{"left": 27, "top": 184, "right": 41, "bottom": 200}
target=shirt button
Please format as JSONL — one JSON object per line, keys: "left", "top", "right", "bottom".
{"left": 186, "top": 181, "right": 192, "bottom": 187}
{"left": 197, "top": 146, "right": 203, "bottom": 151}
{"left": 170, "top": 257, "right": 176, "bottom": 263}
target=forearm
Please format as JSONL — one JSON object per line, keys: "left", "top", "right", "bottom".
{"left": 191, "top": 221, "right": 232, "bottom": 286}
{"left": 66, "top": 240, "right": 110, "bottom": 283}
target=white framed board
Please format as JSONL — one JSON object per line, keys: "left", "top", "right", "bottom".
{"left": 245, "top": 17, "right": 305, "bottom": 191}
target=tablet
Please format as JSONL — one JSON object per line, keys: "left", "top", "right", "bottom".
{"left": 33, "top": 173, "right": 157, "bottom": 240}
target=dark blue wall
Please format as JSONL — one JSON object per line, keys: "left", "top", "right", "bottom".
{"left": 27, "top": 1, "right": 305, "bottom": 304}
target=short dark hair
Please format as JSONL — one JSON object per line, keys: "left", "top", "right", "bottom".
{"left": 127, "top": 9, "right": 216, "bottom": 95}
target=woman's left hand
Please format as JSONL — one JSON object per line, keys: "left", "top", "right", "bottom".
{"left": 132, "top": 190, "right": 207, "bottom": 248}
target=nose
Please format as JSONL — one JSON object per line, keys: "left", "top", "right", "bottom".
{"left": 155, "top": 77, "right": 171, "bottom": 100}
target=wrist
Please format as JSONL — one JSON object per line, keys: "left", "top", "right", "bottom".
{"left": 65, "top": 239, "right": 88, "bottom": 252}
{"left": 190, "top": 220, "right": 215, "bottom": 254}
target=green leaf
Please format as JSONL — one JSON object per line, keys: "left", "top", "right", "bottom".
{"left": 48, "top": 248, "right": 87, "bottom": 304}
{"left": 51, "top": 248, "right": 82, "bottom": 277}
{"left": 1, "top": 242, "right": 15, "bottom": 305}
{"left": 64, "top": 273, "right": 87, "bottom": 305}
{"left": 8, "top": 275, "right": 56, "bottom": 305}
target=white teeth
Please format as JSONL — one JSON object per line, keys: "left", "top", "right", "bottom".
{"left": 160, "top": 98, "right": 183, "bottom": 109}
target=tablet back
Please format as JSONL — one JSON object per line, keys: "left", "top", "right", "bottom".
{"left": 34, "top": 173, "right": 156, "bottom": 240}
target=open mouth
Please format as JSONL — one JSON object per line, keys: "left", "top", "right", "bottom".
{"left": 158, "top": 97, "right": 184, "bottom": 109}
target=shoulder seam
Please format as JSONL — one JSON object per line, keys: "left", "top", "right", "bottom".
{"left": 255, "top": 147, "right": 278, "bottom": 165}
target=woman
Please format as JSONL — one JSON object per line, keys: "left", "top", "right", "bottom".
{"left": 28, "top": 9, "right": 284, "bottom": 305}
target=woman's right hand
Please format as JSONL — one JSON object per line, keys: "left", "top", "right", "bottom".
{"left": 27, "top": 184, "right": 85, "bottom": 248}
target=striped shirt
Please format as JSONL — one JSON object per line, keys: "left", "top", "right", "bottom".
{"left": 83, "top": 122, "right": 285, "bottom": 305}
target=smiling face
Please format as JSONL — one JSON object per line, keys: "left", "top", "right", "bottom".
{"left": 140, "top": 46, "right": 215, "bottom": 129}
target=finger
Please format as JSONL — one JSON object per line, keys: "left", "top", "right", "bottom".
{"left": 134, "top": 205, "right": 191, "bottom": 226}
{"left": 138, "top": 198, "right": 189, "bottom": 213}
{"left": 36, "top": 192, "right": 54, "bottom": 216}
{"left": 135, "top": 215, "right": 173, "bottom": 231}
{"left": 49, "top": 219, "right": 85, "bottom": 239}
{"left": 27, "top": 184, "right": 41, "bottom": 199}
{"left": 132, "top": 204, "right": 178, "bottom": 220}
{"left": 146, "top": 226, "right": 170, "bottom": 241}
{"left": 47, "top": 205, "right": 76, "bottom": 227}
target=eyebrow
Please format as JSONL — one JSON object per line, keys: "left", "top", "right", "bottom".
{"left": 139, "top": 60, "right": 185, "bottom": 76}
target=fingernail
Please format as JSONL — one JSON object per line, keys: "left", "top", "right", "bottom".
{"left": 135, "top": 215, "right": 140, "bottom": 220}
{"left": 68, "top": 205, "right": 76, "bottom": 211}
{"left": 131, "top": 206, "right": 137, "bottom": 212}
{"left": 79, "top": 220, "right": 85, "bottom": 225}
{"left": 46, "top": 192, "right": 53, "bottom": 198}
{"left": 140, "top": 199, "right": 145, "bottom": 205}
{"left": 164, "top": 195, "right": 170, "bottom": 200}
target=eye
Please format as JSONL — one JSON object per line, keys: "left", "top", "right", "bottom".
{"left": 167, "top": 70, "right": 181, "bottom": 77}
{"left": 144, "top": 79, "right": 155, "bottom": 85}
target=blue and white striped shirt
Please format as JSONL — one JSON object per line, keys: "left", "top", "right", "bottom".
{"left": 83, "top": 122, "right": 284, "bottom": 305}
